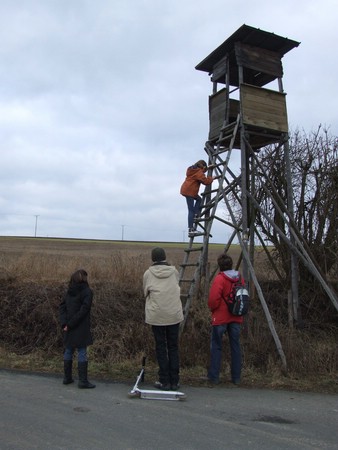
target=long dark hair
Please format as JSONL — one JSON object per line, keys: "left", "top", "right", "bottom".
{"left": 69, "top": 269, "right": 88, "bottom": 286}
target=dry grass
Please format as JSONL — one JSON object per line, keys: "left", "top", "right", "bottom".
{"left": 0, "top": 236, "right": 337, "bottom": 393}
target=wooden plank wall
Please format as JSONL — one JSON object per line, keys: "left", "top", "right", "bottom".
{"left": 240, "top": 84, "right": 288, "bottom": 132}
{"left": 235, "top": 42, "right": 283, "bottom": 78}
{"left": 208, "top": 88, "right": 239, "bottom": 140}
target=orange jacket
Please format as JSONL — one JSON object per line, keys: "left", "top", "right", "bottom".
{"left": 180, "top": 165, "right": 214, "bottom": 198}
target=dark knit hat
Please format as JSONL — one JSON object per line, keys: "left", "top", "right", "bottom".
{"left": 151, "top": 247, "right": 166, "bottom": 262}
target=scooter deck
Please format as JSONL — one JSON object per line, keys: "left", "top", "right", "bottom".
{"left": 129, "top": 388, "right": 186, "bottom": 401}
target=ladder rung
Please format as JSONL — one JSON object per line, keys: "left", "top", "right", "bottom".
{"left": 180, "top": 279, "right": 195, "bottom": 283}
{"left": 180, "top": 263, "right": 199, "bottom": 268}
{"left": 184, "top": 246, "right": 203, "bottom": 252}
{"left": 220, "top": 123, "right": 235, "bottom": 130}
{"left": 220, "top": 124, "right": 235, "bottom": 132}
{"left": 217, "top": 133, "right": 233, "bottom": 143}
{"left": 214, "top": 162, "right": 225, "bottom": 169}
{"left": 201, "top": 189, "right": 219, "bottom": 197}
{"left": 201, "top": 204, "right": 216, "bottom": 212}
{"left": 207, "top": 188, "right": 219, "bottom": 194}
{"left": 220, "top": 122, "right": 237, "bottom": 132}
{"left": 213, "top": 150, "right": 229, "bottom": 157}
{"left": 189, "top": 228, "right": 213, "bottom": 239}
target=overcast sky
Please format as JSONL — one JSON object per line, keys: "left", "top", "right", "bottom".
{"left": 1, "top": 0, "right": 337, "bottom": 243}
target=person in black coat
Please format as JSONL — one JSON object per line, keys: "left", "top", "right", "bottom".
{"left": 59, "top": 269, "right": 95, "bottom": 389}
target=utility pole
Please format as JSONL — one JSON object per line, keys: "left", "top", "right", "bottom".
{"left": 34, "top": 215, "right": 39, "bottom": 237}
{"left": 121, "top": 224, "right": 125, "bottom": 241}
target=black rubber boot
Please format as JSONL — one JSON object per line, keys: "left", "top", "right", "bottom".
{"left": 63, "top": 360, "right": 74, "bottom": 385}
{"left": 78, "top": 361, "right": 96, "bottom": 389}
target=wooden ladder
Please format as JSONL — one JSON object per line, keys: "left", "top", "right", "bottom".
{"left": 179, "top": 115, "right": 241, "bottom": 332}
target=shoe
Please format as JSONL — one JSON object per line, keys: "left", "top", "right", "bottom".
{"left": 232, "top": 379, "right": 240, "bottom": 386}
{"left": 171, "top": 384, "right": 180, "bottom": 391}
{"left": 208, "top": 378, "right": 220, "bottom": 385}
{"left": 188, "top": 229, "right": 200, "bottom": 237}
{"left": 77, "top": 361, "right": 96, "bottom": 389}
{"left": 63, "top": 360, "right": 74, "bottom": 385}
{"left": 78, "top": 380, "right": 96, "bottom": 389}
{"left": 199, "top": 375, "right": 220, "bottom": 385}
{"left": 154, "top": 381, "right": 170, "bottom": 391}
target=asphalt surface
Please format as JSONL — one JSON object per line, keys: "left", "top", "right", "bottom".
{"left": 0, "top": 370, "right": 337, "bottom": 450}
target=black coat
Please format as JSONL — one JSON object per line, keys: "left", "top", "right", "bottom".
{"left": 59, "top": 282, "right": 93, "bottom": 348}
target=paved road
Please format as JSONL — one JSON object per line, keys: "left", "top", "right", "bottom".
{"left": 0, "top": 370, "right": 337, "bottom": 450}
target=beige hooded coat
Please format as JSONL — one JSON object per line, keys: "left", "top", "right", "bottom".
{"left": 143, "top": 264, "right": 183, "bottom": 326}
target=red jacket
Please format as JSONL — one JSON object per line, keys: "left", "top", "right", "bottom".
{"left": 208, "top": 270, "right": 244, "bottom": 325}
{"left": 180, "top": 165, "right": 214, "bottom": 198}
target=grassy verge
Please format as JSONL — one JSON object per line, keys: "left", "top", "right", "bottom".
{"left": 1, "top": 347, "right": 337, "bottom": 394}
{"left": 1, "top": 237, "right": 337, "bottom": 395}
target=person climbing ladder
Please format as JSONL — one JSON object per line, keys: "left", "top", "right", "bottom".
{"left": 180, "top": 160, "right": 215, "bottom": 237}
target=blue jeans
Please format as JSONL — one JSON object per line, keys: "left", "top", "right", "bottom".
{"left": 152, "top": 324, "right": 180, "bottom": 386}
{"left": 64, "top": 346, "right": 87, "bottom": 363}
{"left": 208, "top": 323, "right": 242, "bottom": 382}
{"left": 185, "top": 196, "right": 202, "bottom": 229}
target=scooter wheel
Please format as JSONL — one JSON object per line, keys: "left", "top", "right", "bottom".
{"left": 128, "top": 391, "right": 140, "bottom": 398}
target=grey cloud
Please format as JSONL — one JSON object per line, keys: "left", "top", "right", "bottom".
{"left": 0, "top": 0, "right": 337, "bottom": 242}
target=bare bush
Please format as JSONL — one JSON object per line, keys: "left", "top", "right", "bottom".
{"left": 253, "top": 127, "right": 338, "bottom": 323}
{"left": 0, "top": 239, "right": 337, "bottom": 380}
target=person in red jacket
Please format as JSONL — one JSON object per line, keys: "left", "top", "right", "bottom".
{"left": 207, "top": 252, "right": 244, "bottom": 385}
{"left": 180, "top": 160, "right": 215, "bottom": 237}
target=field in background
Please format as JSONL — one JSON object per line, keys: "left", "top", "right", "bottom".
{"left": 0, "top": 236, "right": 337, "bottom": 393}
{"left": 0, "top": 236, "right": 243, "bottom": 285}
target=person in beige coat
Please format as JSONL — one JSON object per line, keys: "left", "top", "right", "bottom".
{"left": 143, "top": 247, "right": 183, "bottom": 391}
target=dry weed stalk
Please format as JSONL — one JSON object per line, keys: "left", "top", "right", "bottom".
{"left": 0, "top": 242, "right": 337, "bottom": 379}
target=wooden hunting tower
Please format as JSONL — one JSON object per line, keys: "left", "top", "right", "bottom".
{"left": 196, "top": 24, "right": 299, "bottom": 148}
{"left": 179, "top": 25, "right": 338, "bottom": 367}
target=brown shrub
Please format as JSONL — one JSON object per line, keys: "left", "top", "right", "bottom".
{"left": 0, "top": 237, "right": 337, "bottom": 379}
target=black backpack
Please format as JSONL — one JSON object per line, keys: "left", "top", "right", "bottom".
{"left": 223, "top": 274, "right": 249, "bottom": 316}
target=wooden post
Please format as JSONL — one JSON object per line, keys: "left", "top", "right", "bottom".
{"left": 284, "top": 139, "right": 301, "bottom": 325}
